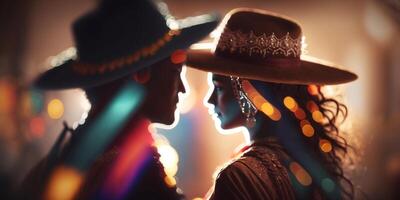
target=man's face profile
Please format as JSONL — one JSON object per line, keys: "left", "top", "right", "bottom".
{"left": 141, "top": 50, "right": 187, "bottom": 125}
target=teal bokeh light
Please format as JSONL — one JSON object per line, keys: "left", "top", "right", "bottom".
{"left": 65, "top": 81, "right": 145, "bottom": 171}
{"left": 321, "top": 178, "right": 335, "bottom": 193}
{"left": 30, "top": 88, "right": 44, "bottom": 114}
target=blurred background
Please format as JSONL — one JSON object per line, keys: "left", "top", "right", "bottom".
{"left": 0, "top": 0, "right": 399, "bottom": 199}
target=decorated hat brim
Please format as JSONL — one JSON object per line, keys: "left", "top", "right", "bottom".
{"left": 186, "top": 49, "right": 357, "bottom": 85}
{"left": 34, "top": 14, "right": 220, "bottom": 90}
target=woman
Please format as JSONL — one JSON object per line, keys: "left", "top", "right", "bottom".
{"left": 187, "top": 8, "right": 357, "bottom": 199}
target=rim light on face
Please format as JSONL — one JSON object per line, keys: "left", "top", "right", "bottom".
{"left": 204, "top": 73, "right": 250, "bottom": 142}
{"left": 151, "top": 66, "right": 189, "bottom": 130}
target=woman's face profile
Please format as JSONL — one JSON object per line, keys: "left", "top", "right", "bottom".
{"left": 207, "top": 74, "right": 246, "bottom": 130}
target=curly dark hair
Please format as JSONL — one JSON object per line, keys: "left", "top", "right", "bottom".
{"left": 250, "top": 80, "right": 355, "bottom": 199}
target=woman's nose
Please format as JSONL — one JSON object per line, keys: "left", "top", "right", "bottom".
{"left": 207, "top": 90, "right": 216, "bottom": 105}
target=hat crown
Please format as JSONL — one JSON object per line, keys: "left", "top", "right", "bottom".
{"left": 73, "top": 0, "right": 170, "bottom": 63}
{"left": 215, "top": 9, "right": 303, "bottom": 61}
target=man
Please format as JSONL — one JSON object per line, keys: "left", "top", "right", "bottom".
{"left": 19, "top": 0, "right": 219, "bottom": 199}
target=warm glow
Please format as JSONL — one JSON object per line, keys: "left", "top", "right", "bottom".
{"left": 170, "top": 49, "right": 187, "bottom": 64}
{"left": 190, "top": 42, "right": 214, "bottom": 50}
{"left": 289, "top": 162, "right": 312, "bottom": 186}
{"left": 294, "top": 108, "right": 306, "bottom": 120}
{"left": 47, "top": 99, "right": 64, "bottom": 119}
{"left": 306, "top": 101, "right": 318, "bottom": 112}
{"left": 155, "top": 139, "right": 179, "bottom": 177}
{"left": 0, "top": 80, "right": 16, "bottom": 113}
{"left": 302, "top": 124, "right": 315, "bottom": 137}
{"left": 319, "top": 139, "right": 333, "bottom": 153}
{"left": 164, "top": 176, "right": 177, "bottom": 188}
{"left": 261, "top": 102, "right": 274, "bottom": 116}
{"left": 300, "top": 119, "right": 310, "bottom": 128}
{"left": 312, "top": 111, "right": 324, "bottom": 123}
{"left": 321, "top": 86, "right": 336, "bottom": 97}
{"left": 270, "top": 109, "right": 282, "bottom": 121}
{"left": 45, "top": 166, "right": 84, "bottom": 200}
{"left": 283, "top": 96, "right": 297, "bottom": 111}
{"left": 29, "top": 116, "right": 45, "bottom": 137}
{"left": 252, "top": 95, "right": 265, "bottom": 108}
{"left": 246, "top": 90, "right": 257, "bottom": 99}
{"left": 307, "top": 85, "right": 319, "bottom": 96}
{"left": 101, "top": 119, "right": 152, "bottom": 199}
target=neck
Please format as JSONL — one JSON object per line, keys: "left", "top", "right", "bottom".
{"left": 247, "top": 114, "right": 279, "bottom": 142}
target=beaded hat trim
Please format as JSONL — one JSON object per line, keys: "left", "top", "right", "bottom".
{"left": 217, "top": 27, "right": 302, "bottom": 58}
{"left": 72, "top": 29, "right": 181, "bottom": 75}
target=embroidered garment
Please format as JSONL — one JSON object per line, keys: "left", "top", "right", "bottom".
{"left": 209, "top": 138, "right": 322, "bottom": 200}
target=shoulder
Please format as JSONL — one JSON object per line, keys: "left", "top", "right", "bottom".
{"left": 217, "top": 156, "right": 274, "bottom": 185}
{"left": 210, "top": 157, "right": 277, "bottom": 200}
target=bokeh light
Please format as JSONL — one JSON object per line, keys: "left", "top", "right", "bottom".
{"left": 29, "top": 116, "right": 45, "bottom": 137}
{"left": 307, "top": 85, "right": 319, "bottom": 96}
{"left": 0, "top": 79, "right": 16, "bottom": 113}
{"left": 301, "top": 124, "right": 315, "bottom": 137}
{"left": 270, "top": 109, "right": 282, "bottom": 121}
{"left": 283, "top": 96, "right": 297, "bottom": 111}
{"left": 65, "top": 82, "right": 145, "bottom": 172}
{"left": 306, "top": 101, "right": 318, "bottom": 112}
{"left": 294, "top": 108, "right": 306, "bottom": 120}
{"left": 261, "top": 102, "right": 274, "bottom": 116}
{"left": 170, "top": 49, "right": 187, "bottom": 64}
{"left": 45, "top": 166, "right": 84, "bottom": 200}
{"left": 289, "top": 162, "right": 312, "bottom": 186}
{"left": 99, "top": 118, "right": 152, "bottom": 199}
{"left": 47, "top": 99, "right": 64, "bottom": 119}
{"left": 319, "top": 139, "right": 332, "bottom": 153}
{"left": 164, "top": 176, "right": 177, "bottom": 188}
{"left": 312, "top": 110, "right": 324, "bottom": 123}
{"left": 252, "top": 95, "right": 265, "bottom": 108}
{"left": 321, "top": 178, "right": 335, "bottom": 193}
{"left": 155, "top": 139, "right": 179, "bottom": 178}
{"left": 300, "top": 119, "right": 311, "bottom": 128}
{"left": 30, "top": 89, "right": 44, "bottom": 114}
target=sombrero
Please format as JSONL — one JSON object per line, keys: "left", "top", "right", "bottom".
{"left": 34, "top": 0, "right": 220, "bottom": 90}
{"left": 186, "top": 8, "right": 357, "bottom": 85}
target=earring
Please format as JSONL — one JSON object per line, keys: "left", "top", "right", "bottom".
{"left": 239, "top": 90, "right": 257, "bottom": 127}
{"left": 230, "top": 76, "right": 258, "bottom": 128}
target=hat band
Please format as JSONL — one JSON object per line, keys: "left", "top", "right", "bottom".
{"left": 72, "top": 29, "right": 181, "bottom": 75}
{"left": 216, "top": 27, "right": 302, "bottom": 59}
{"left": 215, "top": 51, "right": 302, "bottom": 68}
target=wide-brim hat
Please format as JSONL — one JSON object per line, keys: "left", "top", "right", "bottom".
{"left": 34, "top": 0, "right": 220, "bottom": 90}
{"left": 187, "top": 8, "right": 357, "bottom": 85}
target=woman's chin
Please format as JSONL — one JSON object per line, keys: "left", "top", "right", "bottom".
{"left": 220, "top": 123, "right": 242, "bottom": 131}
